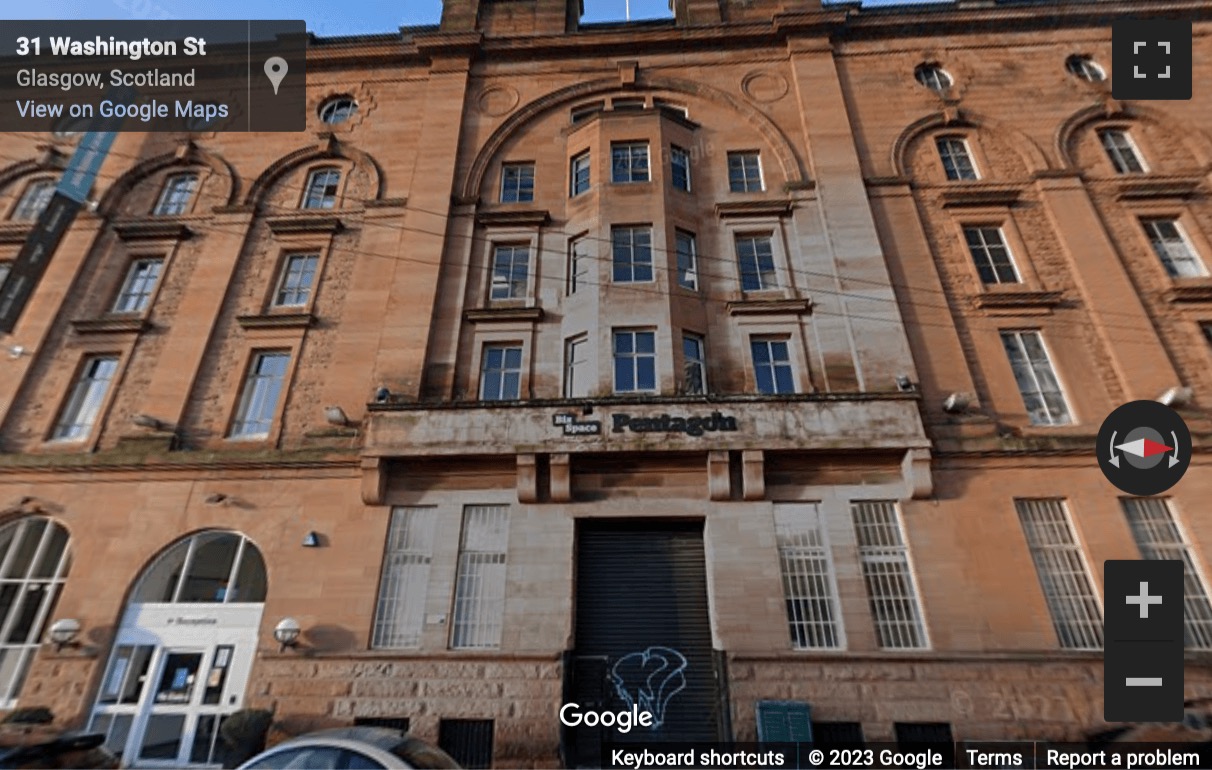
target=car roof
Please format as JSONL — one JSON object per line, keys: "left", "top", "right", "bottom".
{"left": 276, "top": 727, "right": 407, "bottom": 752}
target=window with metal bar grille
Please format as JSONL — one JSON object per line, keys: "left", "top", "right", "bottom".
{"left": 851, "top": 501, "right": 927, "bottom": 649}
{"left": 1122, "top": 498, "right": 1212, "bottom": 650}
{"left": 355, "top": 717, "right": 410, "bottom": 732}
{"left": 439, "top": 719, "right": 493, "bottom": 769}
{"left": 372, "top": 507, "right": 437, "bottom": 649}
{"left": 1099, "top": 129, "right": 1146, "bottom": 174}
{"left": 1015, "top": 499, "right": 1103, "bottom": 649}
{"left": 774, "top": 503, "right": 842, "bottom": 649}
{"left": 936, "top": 137, "right": 979, "bottom": 181}
{"left": 1142, "top": 219, "right": 1208, "bottom": 278}
{"left": 964, "top": 227, "right": 1019, "bottom": 284}
{"left": 450, "top": 506, "right": 509, "bottom": 649}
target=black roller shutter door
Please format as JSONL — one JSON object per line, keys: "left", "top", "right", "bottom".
{"left": 567, "top": 520, "right": 722, "bottom": 762}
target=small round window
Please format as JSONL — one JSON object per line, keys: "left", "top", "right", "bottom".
{"left": 914, "top": 63, "right": 953, "bottom": 93}
{"left": 1065, "top": 54, "right": 1106, "bottom": 82}
{"left": 319, "top": 96, "right": 358, "bottom": 124}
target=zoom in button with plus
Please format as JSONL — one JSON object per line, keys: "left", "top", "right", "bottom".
{"left": 1112, "top": 20, "right": 1192, "bottom": 100}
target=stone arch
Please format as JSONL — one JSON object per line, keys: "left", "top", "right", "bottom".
{"left": 892, "top": 109, "right": 1051, "bottom": 179}
{"left": 0, "top": 157, "right": 59, "bottom": 196}
{"left": 1056, "top": 102, "right": 1212, "bottom": 170}
{"left": 96, "top": 142, "right": 237, "bottom": 216}
{"left": 243, "top": 134, "right": 385, "bottom": 208}
{"left": 462, "top": 74, "right": 807, "bottom": 201}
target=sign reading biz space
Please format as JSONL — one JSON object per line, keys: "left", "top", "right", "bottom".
{"left": 553, "top": 411, "right": 739, "bottom": 437}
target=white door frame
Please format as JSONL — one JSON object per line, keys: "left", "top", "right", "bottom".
{"left": 91, "top": 603, "right": 263, "bottom": 768}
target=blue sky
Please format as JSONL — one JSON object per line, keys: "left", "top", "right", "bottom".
{"left": 11, "top": 0, "right": 944, "bottom": 37}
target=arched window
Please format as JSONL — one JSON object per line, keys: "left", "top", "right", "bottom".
{"left": 0, "top": 517, "right": 71, "bottom": 706}
{"left": 914, "top": 62, "right": 953, "bottom": 93}
{"left": 9, "top": 178, "right": 56, "bottom": 221}
{"left": 133, "top": 531, "right": 265, "bottom": 604}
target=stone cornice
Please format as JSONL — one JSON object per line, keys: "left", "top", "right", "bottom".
{"left": 265, "top": 215, "right": 344, "bottom": 234}
{"left": 1112, "top": 175, "right": 1205, "bottom": 201}
{"left": 236, "top": 312, "right": 316, "bottom": 329}
{"left": 113, "top": 221, "right": 193, "bottom": 241}
{"left": 726, "top": 298, "right": 812, "bottom": 316}
{"left": 475, "top": 208, "right": 552, "bottom": 227}
{"left": 1165, "top": 281, "right": 1212, "bottom": 304}
{"left": 715, "top": 199, "right": 795, "bottom": 218}
{"left": 70, "top": 316, "right": 150, "bottom": 334}
{"left": 0, "top": 452, "right": 360, "bottom": 475}
{"left": 940, "top": 183, "right": 1024, "bottom": 208}
{"left": 465, "top": 306, "right": 545, "bottom": 323}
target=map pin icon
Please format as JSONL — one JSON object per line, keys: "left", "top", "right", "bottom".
{"left": 264, "top": 56, "right": 288, "bottom": 95}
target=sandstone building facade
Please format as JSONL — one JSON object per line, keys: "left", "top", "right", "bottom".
{"left": 0, "top": 0, "right": 1210, "bottom": 766}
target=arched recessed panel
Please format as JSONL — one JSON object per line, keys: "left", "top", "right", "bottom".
{"left": 132, "top": 531, "right": 266, "bottom": 605}
{"left": 462, "top": 74, "right": 806, "bottom": 201}
{"left": 0, "top": 516, "right": 71, "bottom": 707}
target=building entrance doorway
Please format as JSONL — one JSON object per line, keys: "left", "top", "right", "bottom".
{"left": 564, "top": 520, "right": 725, "bottom": 767}
{"left": 88, "top": 532, "right": 266, "bottom": 768}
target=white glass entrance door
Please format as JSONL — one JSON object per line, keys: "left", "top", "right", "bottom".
{"left": 91, "top": 635, "right": 255, "bottom": 768}
{"left": 146, "top": 646, "right": 243, "bottom": 766}
{"left": 91, "top": 532, "right": 267, "bottom": 768}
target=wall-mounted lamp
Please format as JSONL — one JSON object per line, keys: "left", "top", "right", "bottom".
{"left": 48, "top": 618, "right": 81, "bottom": 652}
{"left": 895, "top": 374, "right": 915, "bottom": 392}
{"left": 5, "top": 345, "right": 29, "bottom": 360}
{"left": 302, "top": 531, "right": 322, "bottom": 548}
{"left": 324, "top": 406, "right": 351, "bottom": 427}
{"left": 374, "top": 387, "right": 392, "bottom": 404}
{"left": 273, "top": 617, "right": 302, "bottom": 652}
{"left": 942, "top": 392, "right": 970, "bottom": 414}
{"left": 1158, "top": 386, "right": 1193, "bottom": 409}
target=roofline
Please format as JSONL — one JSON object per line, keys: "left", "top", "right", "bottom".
{"left": 299, "top": 0, "right": 1212, "bottom": 67}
